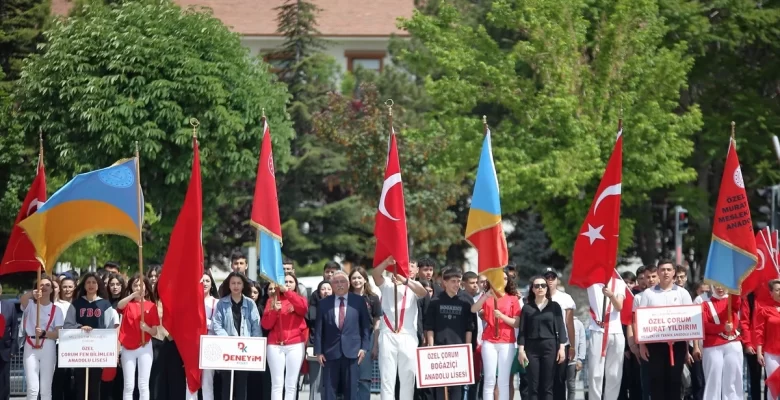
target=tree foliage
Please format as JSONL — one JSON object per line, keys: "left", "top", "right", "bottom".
{"left": 12, "top": 0, "right": 293, "bottom": 265}
{"left": 396, "top": 0, "right": 703, "bottom": 258}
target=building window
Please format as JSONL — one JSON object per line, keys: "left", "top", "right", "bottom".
{"left": 261, "top": 50, "right": 291, "bottom": 73}
{"left": 345, "top": 51, "right": 386, "bottom": 73}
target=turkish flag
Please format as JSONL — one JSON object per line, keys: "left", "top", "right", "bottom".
{"left": 742, "top": 228, "right": 778, "bottom": 297}
{"left": 1, "top": 157, "right": 47, "bottom": 275}
{"left": 569, "top": 123, "right": 623, "bottom": 289}
{"left": 373, "top": 128, "right": 409, "bottom": 278}
{"left": 157, "top": 137, "right": 207, "bottom": 394}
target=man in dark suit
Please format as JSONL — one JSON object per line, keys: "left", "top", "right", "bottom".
{"left": 0, "top": 283, "right": 19, "bottom": 400}
{"left": 314, "top": 271, "right": 371, "bottom": 400}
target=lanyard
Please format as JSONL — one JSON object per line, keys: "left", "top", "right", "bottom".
{"left": 24, "top": 305, "right": 56, "bottom": 349}
{"left": 383, "top": 286, "right": 409, "bottom": 333}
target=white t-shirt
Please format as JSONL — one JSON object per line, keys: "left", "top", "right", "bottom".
{"left": 551, "top": 290, "right": 576, "bottom": 345}
{"left": 22, "top": 302, "right": 64, "bottom": 336}
{"left": 587, "top": 276, "right": 627, "bottom": 332}
{"left": 204, "top": 296, "right": 217, "bottom": 332}
{"left": 55, "top": 300, "right": 72, "bottom": 318}
{"left": 379, "top": 280, "right": 422, "bottom": 337}
{"left": 638, "top": 284, "right": 693, "bottom": 307}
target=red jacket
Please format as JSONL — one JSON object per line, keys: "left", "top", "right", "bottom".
{"left": 262, "top": 290, "right": 308, "bottom": 345}
{"left": 755, "top": 301, "right": 780, "bottom": 355}
{"left": 740, "top": 296, "right": 754, "bottom": 348}
{"left": 702, "top": 295, "right": 741, "bottom": 348}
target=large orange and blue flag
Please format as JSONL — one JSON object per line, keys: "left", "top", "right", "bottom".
{"left": 704, "top": 137, "right": 757, "bottom": 294}
{"left": 465, "top": 128, "right": 508, "bottom": 296}
{"left": 18, "top": 159, "right": 143, "bottom": 272}
{"left": 250, "top": 119, "right": 285, "bottom": 285}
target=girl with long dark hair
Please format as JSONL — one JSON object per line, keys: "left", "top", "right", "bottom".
{"left": 63, "top": 272, "right": 120, "bottom": 400}
{"left": 262, "top": 273, "right": 307, "bottom": 400}
{"left": 200, "top": 270, "right": 220, "bottom": 400}
{"left": 213, "top": 272, "right": 262, "bottom": 400}
{"left": 517, "top": 276, "right": 566, "bottom": 400}
{"left": 117, "top": 275, "right": 159, "bottom": 400}
{"left": 106, "top": 273, "right": 126, "bottom": 308}
{"left": 471, "top": 271, "right": 520, "bottom": 400}
{"left": 23, "top": 274, "right": 64, "bottom": 400}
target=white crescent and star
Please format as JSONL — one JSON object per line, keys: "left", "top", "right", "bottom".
{"left": 26, "top": 199, "right": 43, "bottom": 216}
{"left": 580, "top": 183, "right": 621, "bottom": 245}
{"left": 378, "top": 173, "right": 402, "bottom": 221}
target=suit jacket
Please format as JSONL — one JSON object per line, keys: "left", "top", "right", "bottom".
{"left": 0, "top": 300, "right": 19, "bottom": 362}
{"left": 314, "top": 293, "right": 370, "bottom": 360}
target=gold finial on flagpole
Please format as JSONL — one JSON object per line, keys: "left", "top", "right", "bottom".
{"left": 190, "top": 118, "right": 200, "bottom": 139}
{"left": 731, "top": 121, "right": 736, "bottom": 140}
{"left": 483, "top": 115, "right": 488, "bottom": 135}
{"left": 262, "top": 108, "right": 266, "bottom": 119}
{"left": 385, "top": 99, "right": 394, "bottom": 132}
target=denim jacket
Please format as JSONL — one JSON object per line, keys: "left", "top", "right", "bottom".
{"left": 212, "top": 295, "right": 262, "bottom": 338}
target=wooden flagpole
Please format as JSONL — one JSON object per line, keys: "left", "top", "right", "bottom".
{"left": 134, "top": 141, "right": 145, "bottom": 346}
{"left": 728, "top": 121, "right": 736, "bottom": 326}
{"left": 35, "top": 129, "right": 44, "bottom": 348}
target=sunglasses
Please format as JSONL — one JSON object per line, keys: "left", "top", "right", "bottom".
{"left": 533, "top": 284, "right": 548, "bottom": 289}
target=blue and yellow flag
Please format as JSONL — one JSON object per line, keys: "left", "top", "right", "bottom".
{"left": 19, "top": 159, "right": 143, "bottom": 272}
{"left": 465, "top": 129, "right": 509, "bottom": 295}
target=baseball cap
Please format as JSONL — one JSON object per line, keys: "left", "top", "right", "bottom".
{"left": 543, "top": 267, "right": 559, "bottom": 278}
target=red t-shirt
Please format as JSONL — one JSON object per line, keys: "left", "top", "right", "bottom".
{"left": 118, "top": 300, "right": 160, "bottom": 350}
{"left": 481, "top": 294, "right": 519, "bottom": 343}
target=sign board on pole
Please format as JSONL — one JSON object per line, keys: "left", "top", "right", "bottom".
{"left": 416, "top": 344, "right": 475, "bottom": 388}
{"left": 635, "top": 304, "right": 704, "bottom": 343}
{"left": 58, "top": 329, "right": 119, "bottom": 368}
{"left": 199, "top": 335, "right": 267, "bottom": 371}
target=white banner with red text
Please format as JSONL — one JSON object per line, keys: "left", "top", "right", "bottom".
{"left": 416, "top": 344, "right": 475, "bottom": 388}
{"left": 199, "top": 335, "right": 267, "bottom": 371}
{"left": 58, "top": 329, "right": 119, "bottom": 368}
{"left": 635, "top": 304, "right": 704, "bottom": 343}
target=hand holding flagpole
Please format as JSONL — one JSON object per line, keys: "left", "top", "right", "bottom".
{"left": 482, "top": 116, "right": 500, "bottom": 338}
{"left": 35, "top": 129, "right": 44, "bottom": 348}
{"left": 134, "top": 140, "right": 145, "bottom": 346}
{"left": 385, "top": 99, "right": 400, "bottom": 333}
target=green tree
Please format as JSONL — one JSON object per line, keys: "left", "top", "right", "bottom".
{"left": 13, "top": 0, "right": 293, "bottom": 265}
{"left": 312, "top": 77, "right": 465, "bottom": 263}
{"left": 395, "top": 0, "right": 703, "bottom": 258}
{"left": 0, "top": 0, "right": 50, "bottom": 84}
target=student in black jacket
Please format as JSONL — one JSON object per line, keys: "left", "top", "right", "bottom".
{"left": 424, "top": 268, "right": 475, "bottom": 400}
{"left": 517, "top": 276, "right": 566, "bottom": 400}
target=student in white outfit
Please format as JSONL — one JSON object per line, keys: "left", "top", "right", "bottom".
{"left": 23, "top": 275, "right": 64, "bottom": 400}
{"left": 371, "top": 256, "right": 427, "bottom": 400}
{"left": 586, "top": 273, "right": 625, "bottom": 400}
{"left": 199, "top": 271, "right": 219, "bottom": 400}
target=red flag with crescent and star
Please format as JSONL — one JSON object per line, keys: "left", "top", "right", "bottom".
{"left": 569, "top": 122, "right": 623, "bottom": 289}
{"left": 1, "top": 150, "right": 47, "bottom": 276}
{"left": 741, "top": 228, "right": 779, "bottom": 299}
{"left": 373, "top": 127, "right": 409, "bottom": 278}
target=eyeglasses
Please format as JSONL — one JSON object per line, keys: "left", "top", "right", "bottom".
{"left": 533, "top": 284, "right": 548, "bottom": 289}
{"left": 544, "top": 275, "right": 557, "bottom": 280}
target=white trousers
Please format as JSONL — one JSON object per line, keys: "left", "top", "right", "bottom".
{"left": 379, "top": 331, "right": 418, "bottom": 400}
{"left": 587, "top": 331, "right": 625, "bottom": 400}
{"left": 481, "top": 341, "right": 514, "bottom": 400}
{"left": 766, "top": 352, "right": 780, "bottom": 399}
{"left": 185, "top": 370, "right": 215, "bottom": 400}
{"left": 702, "top": 341, "right": 743, "bottom": 400}
{"left": 267, "top": 343, "right": 305, "bottom": 400}
{"left": 24, "top": 340, "right": 56, "bottom": 400}
{"left": 121, "top": 343, "right": 153, "bottom": 400}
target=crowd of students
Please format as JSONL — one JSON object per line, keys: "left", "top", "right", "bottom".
{"left": 1, "top": 254, "right": 779, "bottom": 400}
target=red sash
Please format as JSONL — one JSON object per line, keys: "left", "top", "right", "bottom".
{"left": 383, "top": 286, "right": 409, "bottom": 333}
{"left": 24, "top": 305, "right": 57, "bottom": 349}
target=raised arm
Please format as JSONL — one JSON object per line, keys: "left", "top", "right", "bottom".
{"left": 371, "top": 256, "right": 395, "bottom": 287}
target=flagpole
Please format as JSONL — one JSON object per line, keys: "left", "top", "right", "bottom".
{"left": 258, "top": 108, "right": 265, "bottom": 280}
{"left": 482, "top": 116, "right": 501, "bottom": 338}
{"left": 386, "top": 100, "right": 400, "bottom": 333}
{"left": 728, "top": 121, "right": 735, "bottom": 326}
{"left": 35, "top": 129, "right": 43, "bottom": 348}
{"left": 134, "top": 141, "right": 145, "bottom": 345}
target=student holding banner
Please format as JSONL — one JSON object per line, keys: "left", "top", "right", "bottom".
{"left": 63, "top": 272, "right": 120, "bottom": 400}
{"left": 23, "top": 274, "right": 64, "bottom": 400}
{"left": 212, "top": 271, "right": 262, "bottom": 400}
{"left": 701, "top": 285, "right": 743, "bottom": 400}
{"left": 116, "top": 274, "right": 160, "bottom": 400}
{"left": 424, "top": 267, "right": 475, "bottom": 400}
{"left": 636, "top": 261, "right": 695, "bottom": 400}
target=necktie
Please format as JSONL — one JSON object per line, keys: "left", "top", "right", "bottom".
{"left": 338, "top": 297, "right": 346, "bottom": 330}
